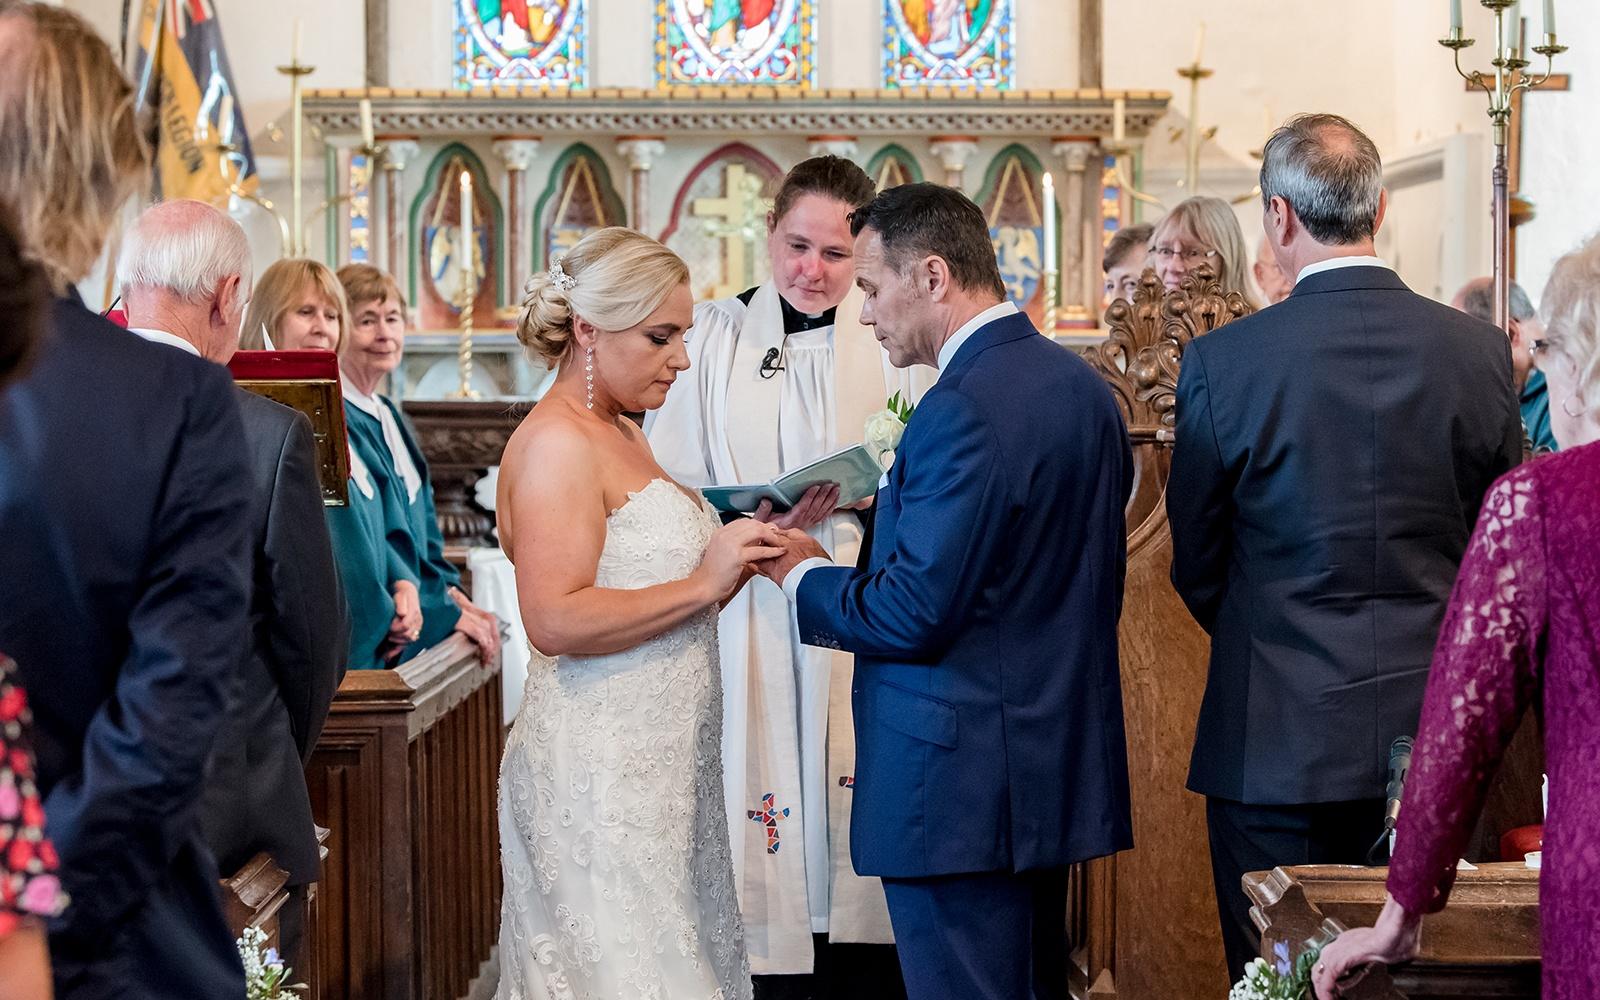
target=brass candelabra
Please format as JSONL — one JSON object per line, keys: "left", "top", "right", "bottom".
{"left": 1440, "top": 0, "right": 1567, "bottom": 331}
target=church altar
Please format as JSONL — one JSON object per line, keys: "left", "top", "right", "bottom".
{"left": 300, "top": 86, "right": 1169, "bottom": 399}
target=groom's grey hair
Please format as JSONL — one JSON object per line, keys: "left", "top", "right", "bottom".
{"left": 848, "top": 182, "right": 1006, "bottom": 301}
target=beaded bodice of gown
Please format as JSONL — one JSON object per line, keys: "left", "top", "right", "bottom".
{"left": 495, "top": 479, "right": 751, "bottom": 1000}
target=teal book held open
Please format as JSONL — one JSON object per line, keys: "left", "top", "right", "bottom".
{"left": 701, "top": 444, "right": 885, "bottom": 515}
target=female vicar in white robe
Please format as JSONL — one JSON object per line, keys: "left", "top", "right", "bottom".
{"left": 645, "top": 156, "right": 934, "bottom": 992}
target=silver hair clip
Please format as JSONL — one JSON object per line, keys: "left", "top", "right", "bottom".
{"left": 548, "top": 258, "right": 577, "bottom": 292}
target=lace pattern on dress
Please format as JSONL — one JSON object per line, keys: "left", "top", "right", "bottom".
{"left": 496, "top": 480, "right": 751, "bottom": 1000}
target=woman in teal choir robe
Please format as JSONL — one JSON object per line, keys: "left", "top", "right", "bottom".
{"left": 244, "top": 259, "right": 423, "bottom": 668}
{"left": 335, "top": 264, "right": 500, "bottom": 664}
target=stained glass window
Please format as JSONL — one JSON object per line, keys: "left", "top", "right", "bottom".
{"left": 656, "top": 0, "right": 815, "bottom": 88}
{"left": 882, "top": 0, "right": 1013, "bottom": 90}
{"left": 454, "top": 0, "right": 586, "bottom": 90}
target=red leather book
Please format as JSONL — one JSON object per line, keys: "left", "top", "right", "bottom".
{"left": 228, "top": 350, "right": 351, "bottom": 506}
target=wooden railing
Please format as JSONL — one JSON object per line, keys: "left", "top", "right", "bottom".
{"left": 306, "top": 635, "right": 504, "bottom": 1000}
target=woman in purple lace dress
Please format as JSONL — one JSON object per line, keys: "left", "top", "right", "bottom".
{"left": 1315, "top": 238, "right": 1600, "bottom": 998}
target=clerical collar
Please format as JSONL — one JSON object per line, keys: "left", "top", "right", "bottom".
{"left": 738, "top": 285, "right": 837, "bottom": 334}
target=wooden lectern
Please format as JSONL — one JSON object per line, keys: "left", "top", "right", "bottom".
{"left": 228, "top": 350, "right": 350, "bottom": 506}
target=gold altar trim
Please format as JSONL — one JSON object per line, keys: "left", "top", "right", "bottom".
{"left": 303, "top": 89, "right": 1171, "bottom": 140}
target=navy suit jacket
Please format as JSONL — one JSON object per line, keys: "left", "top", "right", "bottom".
{"left": 1168, "top": 265, "right": 1521, "bottom": 805}
{"left": 796, "top": 312, "right": 1134, "bottom": 878}
{"left": 0, "top": 298, "right": 251, "bottom": 997}
{"left": 199, "top": 390, "right": 347, "bottom": 887}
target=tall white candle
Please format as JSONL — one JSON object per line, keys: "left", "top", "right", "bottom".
{"left": 218, "top": 94, "right": 235, "bottom": 145}
{"left": 1450, "top": 0, "right": 1462, "bottom": 33}
{"left": 1041, "top": 171, "right": 1057, "bottom": 273}
{"left": 1543, "top": 0, "right": 1556, "bottom": 37}
{"left": 1193, "top": 22, "right": 1206, "bottom": 65}
{"left": 459, "top": 170, "right": 474, "bottom": 282}
{"left": 1508, "top": 1, "right": 1523, "bottom": 55}
{"left": 359, "top": 98, "right": 374, "bottom": 148}
{"left": 1112, "top": 97, "right": 1126, "bottom": 144}
{"left": 291, "top": 18, "right": 302, "bottom": 65}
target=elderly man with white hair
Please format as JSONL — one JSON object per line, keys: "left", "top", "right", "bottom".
{"left": 118, "top": 198, "right": 348, "bottom": 971}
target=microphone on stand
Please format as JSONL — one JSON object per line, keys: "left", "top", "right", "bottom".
{"left": 1368, "top": 735, "right": 1414, "bottom": 863}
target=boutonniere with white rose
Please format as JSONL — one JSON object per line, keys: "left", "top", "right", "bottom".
{"left": 863, "top": 391, "right": 916, "bottom": 470}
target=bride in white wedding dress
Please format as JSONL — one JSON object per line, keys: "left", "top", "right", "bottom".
{"left": 493, "top": 228, "right": 783, "bottom": 1000}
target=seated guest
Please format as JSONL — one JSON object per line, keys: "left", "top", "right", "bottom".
{"left": 1452, "top": 277, "right": 1558, "bottom": 454}
{"left": 1150, "top": 196, "right": 1259, "bottom": 306}
{"left": 243, "top": 259, "right": 423, "bottom": 669}
{"left": 1102, "top": 222, "right": 1153, "bottom": 307}
{"left": 1252, "top": 232, "right": 1293, "bottom": 305}
{"left": 335, "top": 264, "right": 500, "bottom": 664}
{"left": 1166, "top": 113, "right": 1522, "bottom": 981}
{"left": 1313, "top": 235, "right": 1600, "bottom": 999}
{"left": 0, "top": 5, "right": 256, "bottom": 995}
{"left": 116, "top": 201, "right": 348, "bottom": 966}
{"left": 0, "top": 204, "right": 66, "bottom": 1000}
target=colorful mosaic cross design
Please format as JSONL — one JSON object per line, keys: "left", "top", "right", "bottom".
{"left": 747, "top": 792, "right": 790, "bottom": 854}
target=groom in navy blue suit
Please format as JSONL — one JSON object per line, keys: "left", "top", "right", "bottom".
{"left": 761, "top": 183, "right": 1134, "bottom": 999}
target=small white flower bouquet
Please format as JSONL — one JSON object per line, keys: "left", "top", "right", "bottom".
{"left": 238, "top": 925, "right": 306, "bottom": 1000}
{"left": 863, "top": 391, "right": 916, "bottom": 470}
{"left": 1229, "top": 940, "right": 1322, "bottom": 1000}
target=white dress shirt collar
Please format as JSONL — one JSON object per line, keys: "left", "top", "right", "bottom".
{"left": 935, "top": 301, "right": 1019, "bottom": 372}
{"left": 1295, "top": 255, "right": 1390, "bottom": 286}
{"left": 128, "top": 327, "right": 202, "bottom": 358}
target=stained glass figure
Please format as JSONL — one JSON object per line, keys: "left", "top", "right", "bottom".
{"left": 656, "top": 0, "right": 815, "bottom": 88}
{"left": 882, "top": 0, "right": 1013, "bottom": 91}
{"left": 454, "top": 0, "right": 586, "bottom": 90}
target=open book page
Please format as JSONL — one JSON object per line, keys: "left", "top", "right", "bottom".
{"left": 701, "top": 444, "right": 884, "bottom": 514}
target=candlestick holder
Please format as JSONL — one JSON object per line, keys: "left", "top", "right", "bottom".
{"left": 450, "top": 280, "right": 481, "bottom": 400}
{"left": 1043, "top": 268, "right": 1060, "bottom": 332}
{"left": 275, "top": 59, "right": 316, "bottom": 257}
{"left": 1441, "top": 0, "right": 1567, "bottom": 331}
{"left": 213, "top": 139, "right": 293, "bottom": 254}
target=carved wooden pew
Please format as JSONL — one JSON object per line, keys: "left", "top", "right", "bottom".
{"left": 306, "top": 634, "right": 504, "bottom": 1000}
{"left": 1069, "top": 268, "right": 1253, "bottom": 1000}
{"left": 1246, "top": 863, "right": 1540, "bottom": 998}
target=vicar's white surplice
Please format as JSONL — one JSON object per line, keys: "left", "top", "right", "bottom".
{"left": 645, "top": 282, "right": 933, "bottom": 975}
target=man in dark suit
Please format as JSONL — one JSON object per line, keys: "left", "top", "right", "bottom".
{"left": 0, "top": 293, "right": 254, "bottom": 999}
{"left": 762, "top": 182, "right": 1134, "bottom": 1000}
{"left": 1167, "top": 113, "right": 1523, "bottom": 980}
{"left": 0, "top": 6, "right": 255, "bottom": 995}
{"left": 117, "top": 200, "right": 349, "bottom": 966}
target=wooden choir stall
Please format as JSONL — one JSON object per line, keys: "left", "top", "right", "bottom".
{"left": 1068, "top": 270, "right": 1548, "bottom": 999}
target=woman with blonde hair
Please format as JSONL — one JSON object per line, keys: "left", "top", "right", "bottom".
{"left": 494, "top": 226, "right": 780, "bottom": 999}
{"left": 1149, "top": 196, "right": 1259, "bottom": 306}
{"left": 240, "top": 258, "right": 348, "bottom": 352}
{"left": 1314, "top": 234, "right": 1600, "bottom": 998}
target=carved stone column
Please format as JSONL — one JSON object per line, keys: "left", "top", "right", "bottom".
{"left": 381, "top": 138, "right": 420, "bottom": 281}
{"left": 492, "top": 137, "right": 541, "bottom": 297}
{"left": 1053, "top": 139, "right": 1097, "bottom": 324}
{"left": 928, "top": 136, "right": 980, "bottom": 192}
{"left": 806, "top": 135, "right": 859, "bottom": 162}
{"left": 615, "top": 137, "right": 666, "bottom": 234}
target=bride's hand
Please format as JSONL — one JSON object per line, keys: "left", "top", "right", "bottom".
{"left": 698, "top": 519, "right": 786, "bottom": 603}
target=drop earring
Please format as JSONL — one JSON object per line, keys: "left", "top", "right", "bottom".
{"left": 585, "top": 346, "right": 595, "bottom": 411}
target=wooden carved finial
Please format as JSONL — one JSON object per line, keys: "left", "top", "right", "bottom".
{"left": 1085, "top": 263, "right": 1254, "bottom": 444}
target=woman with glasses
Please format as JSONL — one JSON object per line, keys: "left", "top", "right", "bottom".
{"left": 1149, "top": 196, "right": 1259, "bottom": 307}
{"left": 1313, "top": 235, "right": 1600, "bottom": 999}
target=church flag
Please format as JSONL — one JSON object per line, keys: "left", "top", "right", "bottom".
{"left": 130, "top": 0, "right": 257, "bottom": 202}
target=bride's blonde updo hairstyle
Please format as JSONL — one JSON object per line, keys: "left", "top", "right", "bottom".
{"left": 517, "top": 227, "right": 690, "bottom": 366}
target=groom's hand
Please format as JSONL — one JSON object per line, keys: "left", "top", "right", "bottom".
{"left": 757, "top": 529, "right": 830, "bottom": 586}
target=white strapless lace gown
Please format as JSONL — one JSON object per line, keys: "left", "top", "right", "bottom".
{"left": 495, "top": 480, "right": 751, "bottom": 1000}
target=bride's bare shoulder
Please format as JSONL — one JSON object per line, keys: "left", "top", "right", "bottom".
{"left": 501, "top": 402, "right": 601, "bottom": 485}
